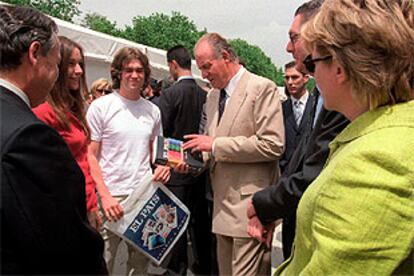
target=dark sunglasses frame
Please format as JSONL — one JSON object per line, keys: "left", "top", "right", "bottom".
{"left": 303, "top": 54, "right": 333, "bottom": 73}
{"left": 96, "top": 88, "right": 112, "bottom": 95}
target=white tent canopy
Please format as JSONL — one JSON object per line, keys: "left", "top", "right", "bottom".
{"left": 53, "top": 17, "right": 205, "bottom": 88}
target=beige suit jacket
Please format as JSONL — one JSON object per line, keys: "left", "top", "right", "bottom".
{"left": 205, "top": 70, "right": 285, "bottom": 237}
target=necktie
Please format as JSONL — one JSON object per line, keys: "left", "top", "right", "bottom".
{"left": 293, "top": 100, "right": 302, "bottom": 126}
{"left": 218, "top": 89, "right": 227, "bottom": 124}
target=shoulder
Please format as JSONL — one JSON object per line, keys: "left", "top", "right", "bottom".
{"left": 282, "top": 98, "right": 291, "bottom": 108}
{"left": 1, "top": 99, "right": 45, "bottom": 147}
{"left": 141, "top": 98, "right": 161, "bottom": 117}
{"left": 87, "top": 93, "right": 117, "bottom": 115}
{"left": 32, "top": 102, "right": 56, "bottom": 123}
{"left": 243, "top": 71, "right": 278, "bottom": 100}
{"left": 2, "top": 118, "right": 64, "bottom": 154}
{"left": 245, "top": 71, "right": 277, "bottom": 88}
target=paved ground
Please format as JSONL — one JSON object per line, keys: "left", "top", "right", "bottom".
{"left": 112, "top": 222, "right": 285, "bottom": 275}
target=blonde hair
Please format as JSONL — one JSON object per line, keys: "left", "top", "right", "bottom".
{"left": 301, "top": 0, "right": 414, "bottom": 109}
{"left": 90, "top": 78, "right": 112, "bottom": 99}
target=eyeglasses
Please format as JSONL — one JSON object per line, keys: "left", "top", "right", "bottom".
{"left": 289, "top": 32, "right": 301, "bottom": 44}
{"left": 303, "top": 54, "right": 333, "bottom": 73}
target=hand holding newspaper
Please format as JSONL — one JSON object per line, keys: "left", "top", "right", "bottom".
{"left": 104, "top": 173, "right": 190, "bottom": 265}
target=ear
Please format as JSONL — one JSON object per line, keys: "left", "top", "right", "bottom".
{"left": 335, "top": 60, "right": 348, "bottom": 84}
{"left": 172, "top": 60, "right": 179, "bottom": 69}
{"left": 303, "top": 74, "right": 310, "bottom": 83}
{"left": 28, "top": 41, "right": 42, "bottom": 66}
{"left": 221, "top": 50, "right": 230, "bottom": 62}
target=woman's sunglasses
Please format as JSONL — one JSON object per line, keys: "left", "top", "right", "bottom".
{"left": 96, "top": 88, "right": 112, "bottom": 95}
{"left": 303, "top": 54, "right": 332, "bottom": 73}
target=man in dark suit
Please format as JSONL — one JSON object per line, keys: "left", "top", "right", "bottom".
{"left": 158, "top": 45, "right": 208, "bottom": 275}
{"left": 279, "top": 61, "right": 316, "bottom": 174}
{"left": 246, "top": 0, "right": 349, "bottom": 260}
{"left": 0, "top": 5, "right": 106, "bottom": 274}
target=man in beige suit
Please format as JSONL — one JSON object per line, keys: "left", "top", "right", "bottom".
{"left": 183, "top": 33, "right": 284, "bottom": 275}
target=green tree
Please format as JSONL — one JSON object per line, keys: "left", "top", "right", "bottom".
{"left": 123, "top": 11, "right": 204, "bottom": 55}
{"left": 2, "top": 0, "right": 80, "bottom": 22}
{"left": 230, "top": 39, "right": 284, "bottom": 86}
{"left": 305, "top": 77, "right": 316, "bottom": 92}
{"left": 82, "top": 13, "right": 122, "bottom": 37}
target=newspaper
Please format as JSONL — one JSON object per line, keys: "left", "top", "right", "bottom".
{"left": 104, "top": 173, "right": 190, "bottom": 265}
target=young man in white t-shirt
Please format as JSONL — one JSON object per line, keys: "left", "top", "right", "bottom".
{"left": 87, "top": 47, "right": 171, "bottom": 275}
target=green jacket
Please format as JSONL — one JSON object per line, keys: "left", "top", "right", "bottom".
{"left": 276, "top": 101, "right": 414, "bottom": 275}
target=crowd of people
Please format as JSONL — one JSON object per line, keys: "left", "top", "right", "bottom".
{"left": 1, "top": 0, "right": 413, "bottom": 275}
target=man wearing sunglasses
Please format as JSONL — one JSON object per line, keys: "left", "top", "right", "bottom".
{"left": 247, "top": 0, "right": 349, "bottom": 261}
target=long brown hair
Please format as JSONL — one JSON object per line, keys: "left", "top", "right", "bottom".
{"left": 47, "top": 36, "right": 90, "bottom": 139}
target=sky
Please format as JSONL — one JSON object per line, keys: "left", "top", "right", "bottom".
{"left": 77, "top": 0, "right": 307, "bottom": 67}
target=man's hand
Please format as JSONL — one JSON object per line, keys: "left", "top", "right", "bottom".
{"left": 247, "top": 215, "right": 274, "bottom": 248}
{"left": 174, "top": 162, "right": 190, "bottom": 174}
{"left": 183, "top": 134, "right": 214, "bottom": 153}
{"left": 153, "top": 165, "right": 171, "bottom": 184}
{"left": 246, "top": 199, "right": 257, "bottom": 219}
{"left": 87, "top": 209, "right": 102, "bottom": 230}
{"left": 100, "top": 194, "right": 124, "bottom": 222}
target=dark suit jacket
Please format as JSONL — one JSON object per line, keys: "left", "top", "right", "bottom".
{"left": 1, "top": 86, "right": 107, "bottom": 274}
{"left": 252, "top": 95, "right": 349, "bottom": 257}
{"left": 279, "top": 92, "right": 318, "bottom": 174}
{"left": 158, "top": 78, "right": 206, "bottom": 186}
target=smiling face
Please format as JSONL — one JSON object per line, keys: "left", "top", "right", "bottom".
{"left": 119, "top": 58, "right": 145, "bottom": 98}
{"left": 195, "top": 40, "right": 231, "bottom": 90}
{"left": 67, "top": 47, "right": 83, "bottom": 91}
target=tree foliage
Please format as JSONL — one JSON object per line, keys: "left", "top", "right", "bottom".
{"left": 3, "top": 0, "right": 285, "bottom": 85}
{"left": 82, "top": 12, "right": 122, "bottom": 37}
{"left": 2, "top": 0, "right": 80, "bottom": 22}
{"left": 122, "top": 12, "right": 204, "bottom": 55}
{"left": 230, "top": 39, "right": 284, "bottom": 86}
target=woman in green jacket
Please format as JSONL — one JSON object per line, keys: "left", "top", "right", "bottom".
{"left": 276, "top": 0, "right": 414, "bottom": 274}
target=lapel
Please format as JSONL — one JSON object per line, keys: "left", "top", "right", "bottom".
{"left": 215, "top": 71, "right": 250, "bottom": 137}
{"left": 285, "top": 98, "right": 298, "bottom": 132}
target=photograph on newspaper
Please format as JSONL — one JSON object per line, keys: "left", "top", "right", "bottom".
{"left": 104, "top": 173, "right": 190, "bottom": 265}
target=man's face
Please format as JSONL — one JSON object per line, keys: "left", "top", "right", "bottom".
{"left": 285, "top": 66, "right": 308, "bottom": 99}
{"left": 286, "top": 14, "right": 308, "bottom": 74}
{"left": 119, "top": 59, "right": 145, "bottom": 95}
{"left": 195, "top": 41, "right": 230, "bottom": 90}
{"left": 31, "top": 38, "right": 61, "bottom": 107}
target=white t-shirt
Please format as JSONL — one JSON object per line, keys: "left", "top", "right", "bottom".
{"left": 87, "top": 91, "right": 162, "bottom": 196}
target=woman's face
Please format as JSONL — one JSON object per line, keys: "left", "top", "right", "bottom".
{"left": 312, "top": 49, "right": 338, "bottom": 111}
{"left": 67, "top": 47, "right": 83, "bottom": 91}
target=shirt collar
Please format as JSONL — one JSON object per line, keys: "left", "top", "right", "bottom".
{"left": 0, "top": 78, "right": 31, "bottom": 107}
{"left": 177, "top": 75, "right": 194, "bottom": 82}
{"left": 223, "top": 66, "right": 246, "bottom": 98}
{"left": 333, "top": 100, "right": 414, "bottom": 145}
{"left": 292, "top": 90, "right": 309, "bottom": 105}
